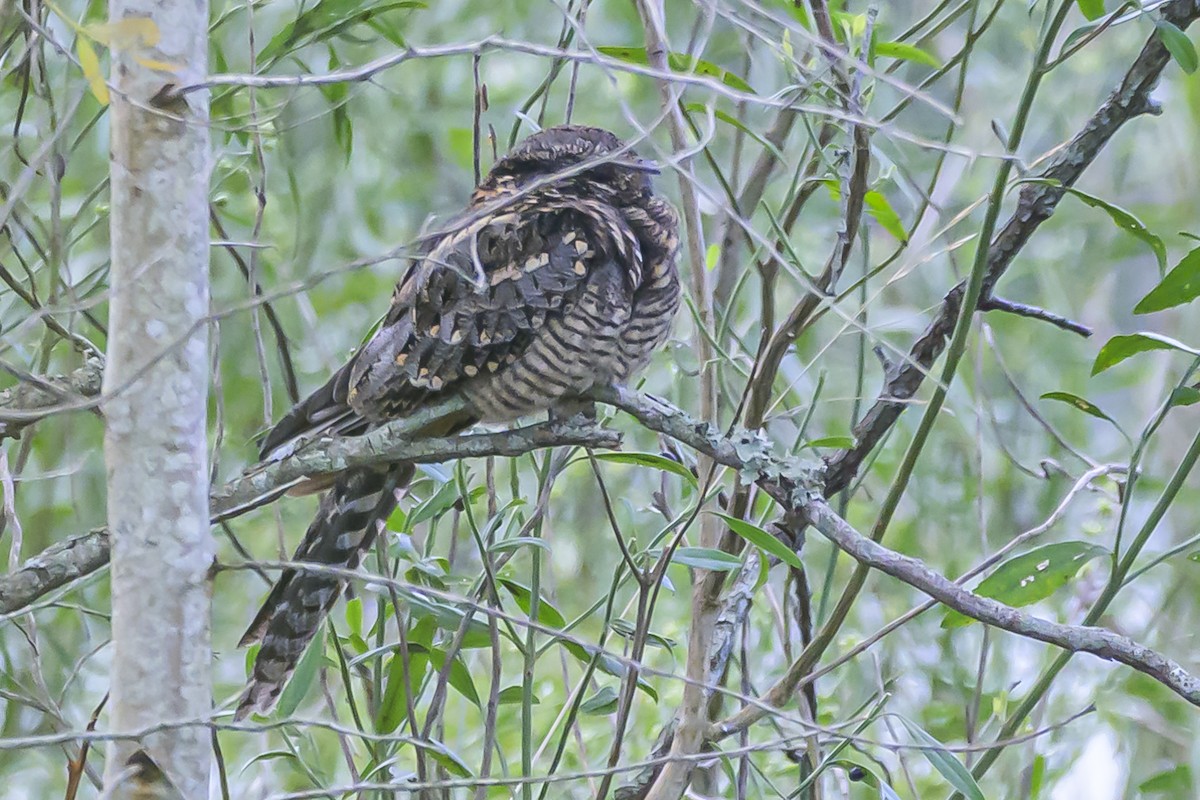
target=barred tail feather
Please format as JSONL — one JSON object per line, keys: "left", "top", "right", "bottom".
{"left": 234, "top": 464, "right": 413, "bottom": 720}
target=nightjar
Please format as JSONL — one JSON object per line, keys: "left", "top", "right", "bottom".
{"left": 235, "top": 125, "right": 680, "bottom": 720}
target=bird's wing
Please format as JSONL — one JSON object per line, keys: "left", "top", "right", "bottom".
{"left": 258, "top": 201, "right": 612, "bottom": 459}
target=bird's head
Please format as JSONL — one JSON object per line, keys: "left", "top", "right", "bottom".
{"left": 484, "top": 125, "right": 661, "bottom": 200}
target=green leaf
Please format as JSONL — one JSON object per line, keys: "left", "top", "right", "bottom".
{"left": 874, "top": 40, "right": 941, "bottom": 67}
{"left": 1134, "top": 247, "right": 1200, "bottom": 313}
{"left": 1061, "top": 187, "right": 1166, "bottom": 270}
{"left": 610, "top": 618, "right": 676, "bottom": 651}
{"left": 825, "top": 182, "right": 907, "bottom": 244}
{"left": 418, "top": 739, "right": 473, "bottom": 778}
{"left": 580, "top": 685, "right": 620, "bottom": 715}
{"left": 377, "top": 649, "right": 426, "bottom": 733}
{"left": 1156, "top": 20, "right": 1198, "bottom": 74}
{"left": 1171, "top": 386, "right": 1200, "bottom": 407}
{"left": 864, "top": 191, "right": 908, "bottom": 243}
{"left": 683, "top": 104, "right": 786, "bottom": 163}
{"left": 402, "top": 589, "right": 493, "bottom": 648}
{"left": 1039, "top": 391, "right": 1121, "bottom": 429}
{"left": 705, "top": 243, "right": 720, "bottom": 270}
{"left": 1092, "top": 332, "right": 1200, "bottom": 375}
{"left": 345, "top": 596, "right": 363, "bottom": 637}
{"left": 896, "top": 716, "right": 986, "bottom": 800}
{"left": 561, "top": 641, "right": 658, "bottom": 701}
{"left": 488, "top": 536, "right": 551, "bottom": 554}
{"left": 942, "top": 542, "right": 1109, "bottom": 629}
{"left": 588, "top": 451, "right": 698, "bottom": 487}
{"left": 238, "top": 749, "right": 302, "bottom": 773}
{"left": 498, "top": 578, "right": 567, "bottom": 628}
{"left": 407, "top": 477, "right": 466, "bottom": 528}
{"left": 1029, "top": 754, "right": 1046, "bottom": 799}
{"left": 1062, "top": 20, "right": 1103, "bottom": 52}
{"left": 672, "top": 546, "right": 744, "bottom": 572}
{"left": 711, "top": 511, "right": 803, "bottom": 569}
{"left": 1188, "top": 551, "right": 1200, "bottom": 563}
{"left": 1140, "top": 765, "right": 1193, "bottom": 795}
{"left": 804, "top": 435, "right": 855, "bottom": 449}
{"left": 497, "top": 685, "right": 538, "bottom": 705}
{"left": 428, "top": 647, "right": 481, "bottom": 708}
{"left": 321, "top": 48, "right": 352, "bottom": 162}
{"left": 1075, "top": 0, "right": 1104, "bottom": 21}
{"left": 273, "top": 633, "right": 324, "bottom": 718}
{"left": 259, "top": 0, "right": 425, "bottom": 63}
{"left": 597, "top": 46, "right": 754, "bottom": 93}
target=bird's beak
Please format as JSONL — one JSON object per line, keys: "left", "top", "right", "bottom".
{"left": 623, "top": 157, "right": 662, "bottom": 175}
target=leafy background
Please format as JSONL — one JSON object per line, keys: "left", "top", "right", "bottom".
{"left": 2, "top": 0, "right": 1200, "bottom": 797}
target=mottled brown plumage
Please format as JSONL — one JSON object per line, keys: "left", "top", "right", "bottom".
{"left": 235, "top": 125, "right": 680, "bottom": 719}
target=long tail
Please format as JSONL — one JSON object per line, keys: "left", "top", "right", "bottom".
{"left": 234, "top": 463, "right": 413, "bottom": 720}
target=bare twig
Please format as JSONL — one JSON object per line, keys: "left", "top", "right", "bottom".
{"left": 824, "top": 0, "right": 1199, "bottom": 494}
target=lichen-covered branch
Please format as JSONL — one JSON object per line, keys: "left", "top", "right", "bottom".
{"left": 0, "top": 416, "right": 618, "bottom": 616}
{"left": 597, "top": 387, "right": 1200, "bottom": 707}
{"left": 0, "top": 359, "right": 104, "bottom": 438}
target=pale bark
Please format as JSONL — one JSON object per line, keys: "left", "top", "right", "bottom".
{"left": 102, "top": 0, "right": 212, "bottom": 793}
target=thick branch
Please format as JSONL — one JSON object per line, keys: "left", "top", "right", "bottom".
{"left": 802, "top": 497, "right": 1200, "bottom": 704}
{"left": 0, "top": 359, "right": 104, "bottom": 438}
{"left": 823, "top": 0, "right": 1200, "bottom": 495}
{"left": 0, "top": 416, "right": 618, "bottom": 615}
{"left": 596, "top": 387, "right": 1200, "bottom": 708}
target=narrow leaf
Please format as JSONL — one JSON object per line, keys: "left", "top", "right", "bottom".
{"left": 1039, "top": 391, "right": 1121, "bottom": 429}
{"left": 345, "top": 596, "right": 363, "bottom": 637}
{"left": 1155, "top": 20, "right": 1199, "bottom": 74}
{"left": 804, "top": 435, "right": 855, "bottom": 449}
{"left": 673, "top": 546, "right": 743, "bottom": 571}
{"left": 488, "top": 536, "right": 551, "bottom": 554}
{"left": 429, "top": 647, "right": 481, "bottom": 707}
{"left": 864, "top": 190, "right": 909, "bottom": 243}
{"left": 711, "top": 511, "right": 802, "bottom": 569}
{"left": 76, "top": 38, "right": 109, "bottom": 105}
{"left": 273, "top": 635, "right": 323, "bottom": 718}
{"left": 1062, "top": 187, "right": 1166, "bottom": 269}
{"left": 1092, "top": 332, "right": 1200, "bottom": 375}
{"left": 377, "top": 649, "right": 425, "bottom": 733}
{"left": 589, "top": 451, "right": 698, "bottom": 486}
{"left": 874, "top": 40, "right": 941, "bottom": 67}
{"left": 580, "top": 685, "right": 620, "bottom": 715}
{"left": 942, "top": 542, "right": 1109, "bottom": 629}
{"left": 418, "top": 739, "right": 473, "bottom": 778}
{"left": 897, "top": 716, "right": 986, "bottom": 800}
{"left": 1171, "top": 386, "right": 1200, "bottom": 407}
{"left": 597, "top": 46, "right": 754, "bottom": 93}
{"left": 497, "top": 685, "right": 538, "bottom": 705}
{"left": 1075, "top": 0, "right": 1104, "bottom": 21}
{"left": 498, "top": 578, "right": 567, "bottom": 628}
{"left": 1134, "top": 247, "right": 1200, "bottom": 313}
{"left": 685, "top": 103, "right": 786, "bottom": 162}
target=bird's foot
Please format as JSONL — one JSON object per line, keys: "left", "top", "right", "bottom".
{"left": 549, "top": 397, "right": 598, "bottom": 425}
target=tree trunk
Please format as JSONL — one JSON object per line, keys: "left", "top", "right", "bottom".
{"left": 102, "top": 0, "right": 212, "bottom": 794}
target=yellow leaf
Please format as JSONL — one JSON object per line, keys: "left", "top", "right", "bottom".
{"left": 85, "top": 17, "right": 160, "bottom": 49}
{"left": 76, "top": 38, "right": 109, "bottom": 105}
{"left": 133, "top": 55, "right": 180, "bottom": 73}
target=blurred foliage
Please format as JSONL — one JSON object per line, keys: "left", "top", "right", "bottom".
{"left": 2, "top": 0, "right": 1200, "bottom": 797}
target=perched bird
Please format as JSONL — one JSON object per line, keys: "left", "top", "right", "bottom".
{"left": 234, "top": 125, "right": 680, "bottom": 720}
